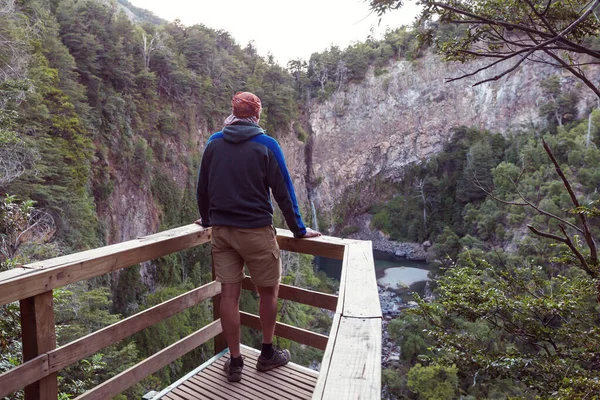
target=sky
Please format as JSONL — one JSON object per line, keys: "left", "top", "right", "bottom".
{"left": 127, "top": 0, "right": 421, "bottom": 66}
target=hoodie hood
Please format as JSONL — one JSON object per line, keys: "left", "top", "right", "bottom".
{"left": 222, "top": 121, "right": 264, "bottom": 144}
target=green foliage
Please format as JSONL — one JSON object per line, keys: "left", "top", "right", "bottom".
{"left": 413, "top": 257, "right": 600, "bottom": 397}
{"left": 369, "top": 0, "right": 600, "bottom": 96}
{"left": 0, "top": 302, "right": 21, "bottom": 374}
{"left": 389, "top": 314, "right": 431, "bottom": 363}
{"left": 151, "top": 172, "right": 183, "bottom": 229}
{"left": 407, "top": 363, "right": 458, "bottom": 400}
{"left": 274, "top": 253, "right": 336, "bottom": 366}
{"left": 539, "top": 75, "right": 579, "bottom": 131}
{"left": 371, "top": 127, "right": 508, "bottom": 243}
{"left": 133, "top": 284, "right": 213, "bottom": 384}
{"left": 380, "top": 79, "right": 600, "bottom": 397}
{"left": 301, "top": 26, "right": 422, "bottom": 101}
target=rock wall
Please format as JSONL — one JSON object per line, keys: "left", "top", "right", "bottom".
{"left": 308, "top": 54, "right": 600, "bottom": 219}
{"left": 102, "top": 53, "right": 600, "bottom": 252}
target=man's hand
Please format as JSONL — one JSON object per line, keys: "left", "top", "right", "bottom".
{"left": 194, "top": 218, "right": 203, "bottom": 225}
{"left": 302, "top": 227, "right": 321, "bottom": 238}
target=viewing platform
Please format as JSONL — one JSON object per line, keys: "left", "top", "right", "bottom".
{"left": 0, "top": 224, "right": 382, "bottom": 400}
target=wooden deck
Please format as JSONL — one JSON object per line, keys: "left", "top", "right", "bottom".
{"left": 0, "top": 224, "right": 381, "bottom": 400}
{"left": 153, "top": 346, "right": 318, "bottom": 400}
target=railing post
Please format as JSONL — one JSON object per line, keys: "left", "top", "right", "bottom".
{"left": 211, "top": 259, "right": 227, "bottom": 355}
{"left": 20, "top": 291, "right": 58, "bottom": 400}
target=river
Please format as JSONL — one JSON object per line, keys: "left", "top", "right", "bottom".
{"left": 318, "top": 249, "right": 432, "bottom": 298}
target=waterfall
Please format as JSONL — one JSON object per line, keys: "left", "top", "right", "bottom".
{"left": 310, "top": 199, "right": 319, "bottom": 231}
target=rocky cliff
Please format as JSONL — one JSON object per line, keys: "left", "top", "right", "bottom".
{"left": 306, "top": 54, "right": 600, "bottom": 230}
{"left": 100, "top": 52, "right": 599, "bottom": 251}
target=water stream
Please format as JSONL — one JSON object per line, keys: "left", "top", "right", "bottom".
{"left": 310, "top": 200, "right": 318, "bottom": 231}
{"left": 318, "top": 249, "right": 432, "bottom": 295}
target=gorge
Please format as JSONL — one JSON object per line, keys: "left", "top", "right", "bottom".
{"left": 3, "top": 0, "right": 600, "bottom": 398}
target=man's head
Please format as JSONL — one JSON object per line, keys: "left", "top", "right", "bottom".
{"left": 232, "top": 92, "right": 262, "bottom": 119}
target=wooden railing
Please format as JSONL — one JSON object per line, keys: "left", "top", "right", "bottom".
{"left": 0, "top": 224, "right": 381, "bottom": 400}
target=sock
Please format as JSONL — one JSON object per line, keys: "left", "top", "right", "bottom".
{"left": 261, "top": 343, "right": 274, "bottom": 359}
{"left": 230, "top": 355, "right": 244, "bottom": 368}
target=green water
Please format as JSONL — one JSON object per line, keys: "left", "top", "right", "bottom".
{"left": 318, "top": 250, "right": 432, "bottom": 282}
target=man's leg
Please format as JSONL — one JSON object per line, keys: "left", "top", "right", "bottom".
{"left": 255, "top": 283, "right": 290, "bottom": 370}
{"left": 256, "top": 284, "right": 279, "bottom": 345}
{"left": 220, "top": 282, "right": 242, "bottom": 357}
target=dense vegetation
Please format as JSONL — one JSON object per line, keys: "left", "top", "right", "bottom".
{"left": 377, "top": 81, "right": 600, "bottom": 397}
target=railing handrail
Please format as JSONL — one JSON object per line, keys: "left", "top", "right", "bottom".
{"left": 0, "top": 225, "right": 353, "bottom": 306}
{"left": 0, "top": 224, "right": 381, "bottom": 400}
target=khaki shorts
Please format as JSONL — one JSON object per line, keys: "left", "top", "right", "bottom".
{"left": 211, "top": 225, "right": 281, "bottom": 287}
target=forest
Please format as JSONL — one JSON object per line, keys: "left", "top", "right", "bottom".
{"left": 2, "top": 0, "right": 600, "bottom": 398}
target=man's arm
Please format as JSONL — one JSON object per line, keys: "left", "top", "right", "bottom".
{"left": 265, "top": 139, "right": 320, "bottom": 238}
{"left": 196, "top": 146, "right": 211, "bottom": 227}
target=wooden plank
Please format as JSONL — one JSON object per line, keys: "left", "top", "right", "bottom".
{"left": 239, "top": 311, "right": 328, "bottom": 350}
{"left": 334, "top": 245, "right": 350, "bottom": 316}
{"left": 200, "top": 368, "right": 286, "bottom": 400}
{"left": 311, "top": 313, "right": 341, "bottom": 399}
{"left": 192, "top": 369, "right": 271, "bottom": 400}
{"left": 49, "top": 281, "right": 221, "bottom": 372}
{"left": 202, "top": 366, "right": 304, "bottom": 400}
{"left": 0, "top": 266, "right": 31, "bottom": 282}
{"left": 153, "top": 348, "right": 229, "bottom": 399}
{"left": 242, "top": 277, "right": 337, "bottom": 311}
{"left": 174, "top": 382, "right": 208, "bottom": 399}
{"left": 319, "top": 317, "right": 382, "bottom": 400}
{"left": 75, "top": 320, "right": 222, "bottom": 400}
{"left": 212, "top": 358, "right": 316, "bottom": 396}
{"left": 338, "top": 241, "right": 382, "bottom": 318}
{"left": 20, "top": 292, "right": 58, "bottom": 400}
{"left": 189, "top": 375, "right": 244, "bottom": 400}
{"left": 0, "top": 224, "right": 212, "bottom": 306}
{"left": 214, "top": 352, "right": 316, "bottom": 392}
{"left": 276, "top": 229, "right": 350, "bottom": 260}
{"left": 163, "top": 393, "right": 187, "bottom": 400}
{"left": 0, "top": 355, "right": 48, "bottom": 399}
{"left": 182, "top": 381, "right": 219, "bottom": 400}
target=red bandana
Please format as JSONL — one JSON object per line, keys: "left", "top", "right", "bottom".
{"left": 232, "top": 92, "right": 261, "bottom": 118}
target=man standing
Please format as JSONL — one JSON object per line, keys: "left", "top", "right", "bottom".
{"left": 196, "top": 92, "right": 320, "bottom": 382}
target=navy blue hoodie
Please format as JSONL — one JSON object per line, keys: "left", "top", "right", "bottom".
{"left": 196, "top": 122, "right": 307, "bottom": 238}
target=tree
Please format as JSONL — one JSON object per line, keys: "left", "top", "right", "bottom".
{"left": 0, "top": 130, "right": 39, "bottom": 187}
{"left": 0, "top": 0, "right": 31, "bottom": 82}
{"left": 407, "top": 363, "right": 458, "bottom": 399}
{"left": 368, "top": 0, "right": 600, "bottom": 98}
{"left": 539, "top": 75, "right": 578, "bottom": 128}
{"left": 413, "top": 257, "right": 600, "bottom": 397}
{"left": 0, "top": 195, "right": 55, "bottom": 270}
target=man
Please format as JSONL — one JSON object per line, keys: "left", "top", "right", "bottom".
{"left": 196, "top": 91, "right": 320, "bottom": 382}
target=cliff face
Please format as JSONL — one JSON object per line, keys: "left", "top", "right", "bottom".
{"left": 101, "top": 53, "right": 599, "bottom": 244}
{"left": 307, "top": 54, "right": 600, "bottom": 225}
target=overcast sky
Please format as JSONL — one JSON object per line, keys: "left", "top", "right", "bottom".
{"left": 127, "top": 0, "right": 421, "bottom": 66}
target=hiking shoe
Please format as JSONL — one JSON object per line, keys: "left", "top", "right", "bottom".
{"left": 256, "top": 348, "right": 290, "bottom": 372}
{"left": 223, "top": 358, "right": 243, "bottom": 382}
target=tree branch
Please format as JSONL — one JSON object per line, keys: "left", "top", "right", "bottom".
{"left": 542, "top": 139, "right": 599, "bottom": 265}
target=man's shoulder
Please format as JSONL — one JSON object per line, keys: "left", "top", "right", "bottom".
{"left": 249, "top": 134, "right": 281, "bottom": 151}
{"left": 207, "top": 131, "right": 224, "bottom": 144}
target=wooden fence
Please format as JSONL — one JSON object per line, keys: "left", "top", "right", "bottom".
{"left": 0, "top": 224, "right": 381, "bottom": 399}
